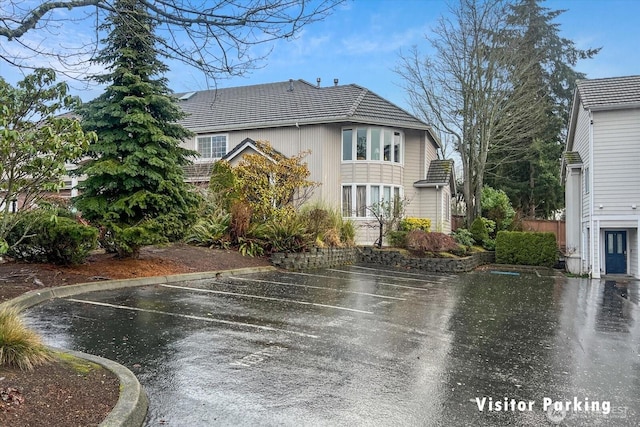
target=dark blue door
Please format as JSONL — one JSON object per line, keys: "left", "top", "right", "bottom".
{"left": 605, "top": 231, "right": 627, "bottom": 274}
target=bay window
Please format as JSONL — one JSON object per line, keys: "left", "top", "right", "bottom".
{"left": 342, "top": 127, "right": 403, "bottom": 163}
{"left": 342, "top": 184, "right": 403, "bottom": 218}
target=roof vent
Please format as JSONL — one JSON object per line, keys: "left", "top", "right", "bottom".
{"left": 288, "top": 79, "right": 294, "bottom": 92}
{"left": 316, "top": 77, "right": 321, "bottom": 88}
{"left": 334, "top": 78, "right": 339, "bottom": 86}
{"left": 179, "top": 91, "right": 196, "bottom": 100}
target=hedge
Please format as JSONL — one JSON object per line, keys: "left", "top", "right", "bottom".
{"left": 495, "top": 231, "right": 557, "bottom": 267}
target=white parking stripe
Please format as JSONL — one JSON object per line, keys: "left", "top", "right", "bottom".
{"left": 327, "top": 268, "right": 432, "bottom": 283}
{"left": 378, "top": 282, "right": 435, "bottom": 292}
{"left": 348, "top": 265, "right": 448, "bottom": 279}
{"left": 227, "top": 276, "right": 405, "bottom": 301}
{"left": 160, "top": 284, "right": 374, "bottom": 314}
{"left": 65, "top": 298, "right": 319, "bottom": 339}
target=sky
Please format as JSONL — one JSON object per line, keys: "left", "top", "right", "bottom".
{"left": 1, "top": 0, "right": 639, "bottom": 114}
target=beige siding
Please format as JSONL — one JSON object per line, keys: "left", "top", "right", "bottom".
{"left": 592, "top": 108, "right": 640, "bottom": 214}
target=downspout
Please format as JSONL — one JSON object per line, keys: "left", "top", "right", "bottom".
{"left": 436, "top": 185, "right": 440, "bottom": 232}
{"left": 588, "top": 110, "right": 596, "bottom": 278}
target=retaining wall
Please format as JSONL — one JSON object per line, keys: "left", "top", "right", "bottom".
{"left": 270, "top": 247, "right": 358, "bottom": 270}
{"left": 270, "top": 247, "right": 495, "bottom": 273}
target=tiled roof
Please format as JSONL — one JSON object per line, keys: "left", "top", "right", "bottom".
{"left": 563, "top": 151, "right": 583, "bottom": 165}
{"left": 176, "top": 79, "right": 430, "bottom": 132}
{"left": 424, "top": 159, "right": 454, "bottom": 184}
{"left": 577, "top": 75, "right": 640, "bottom": 109}
{"left": 183, "top": 162, "right": 214, "bottom": 181}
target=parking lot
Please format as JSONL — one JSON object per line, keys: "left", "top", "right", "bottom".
{"left": 24, "top": 266, "right": 640, "bottom": 426}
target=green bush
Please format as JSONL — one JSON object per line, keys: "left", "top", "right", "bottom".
{"left": 495, "top": 231, "right": 557, "bottom": 267}
{"left": 387, "top": 230, "right": 408, "bottom": 248}
{"left": 340, "top": 219, "right": 356, "bottom": 246}
{"left": 452, "top": 228, "right": 474, "bottom": 247}
{"left": 0, "top": 308, "right": 52, "bottom": 371}
{"left": 7, "top": 211, "right": 98, "bottom": 265}
{"left": 249, "top": 215, "right": 310, "bottom": 253}
{"left": 399, "top": 217, "right": 431, "bottom": 232}
{"left": 184, "top": 211, "right": 231, "bottom": 248}
{"left": 470, "top": 217, "right": 489, "bottom": 244}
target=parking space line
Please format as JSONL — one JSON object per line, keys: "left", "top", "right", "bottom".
{"left": 65, "top": 298, "right": 320, "bottom": 339}
{"left": 159, "top": 284, "right": 374, "bottom": 314}
{"left": 227, "top": 276, "right": 405, "bottom": 301}
{"left": 349, "top": 265, "right": 449, "bottom": 279}
{"left": 378, "top": 282, "right": 435, "bottom": 292}
{"left": 328, "top": 268, "right": 432, "bottom": 283}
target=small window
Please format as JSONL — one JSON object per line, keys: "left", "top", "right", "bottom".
{"left": 371, "top": 129, "right": 381, "bottom": 160}
{"left": 393, "top": 132, "right": 401, "bottom": 163}
{"left": 342, "top": 186, "right": 352, "bottom": 216}
{"left": 356, "top": 128, "right": 367, "bottom": 160}
{"left": 197, "top": 135, "right": 227, "bottom": 159}
{"left": 356, "top": 185, "right": 367, "bottom": 217}
{"left": 342, "top": 129, "right": 353, "bottom": 161}
{"left": 383, "top": 130, "right": 392, "bottom": 161}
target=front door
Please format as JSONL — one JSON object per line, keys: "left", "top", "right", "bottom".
{"left": 605, "top": 231, "right": 627, "bottom": 274}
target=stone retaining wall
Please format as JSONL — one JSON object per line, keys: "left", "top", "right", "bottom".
{"left": 270, "top": 247, "right": 495, "bottom": 273}
{"left": 270, "top": 247, "right": 358, "bottom": 270}
{"left": 357, "top": 247, "right": 495, "bottom": 273}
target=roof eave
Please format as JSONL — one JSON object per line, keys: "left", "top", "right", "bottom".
{"left": 587, "top": 102, "right": 640, "bottom": 111}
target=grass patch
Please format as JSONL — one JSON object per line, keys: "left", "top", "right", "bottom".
{"left": 0, "top": 307, "right": 52, "bottom": 371}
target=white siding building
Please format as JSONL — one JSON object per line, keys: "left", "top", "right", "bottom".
{"left": 563, "top": 75, "right": 640, "bottom": 278}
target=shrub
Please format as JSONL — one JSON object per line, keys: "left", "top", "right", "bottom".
{"left": 405, "top": 230, "right": 458, "bottom": 255}
{"left": 0, "top": 308, "right": 52, "bottom": 371}
{"left": 452, "top": 228, "right": 474, "bottom": 247}
{"left": 230, "top": 200, "right": 252, "bottom": 241}
{"left": 250, "top": 215, "right": 310, "bottom": 253}
{"left": 7, "top": 210, "right": 98, "bottom": 265}
{"left": 481, "top": 186, "right": 515, "bottom": 231}
{"left": 340, "top": 219, "right": 356, "bottom": 246}
{"left": 399, "top": 217, "right": 432, "bottom": 232}
{"left": 469, "top": 217, "right": 489, "bottom": 244}
{"left": 387, "top": 230, "right": 408, "bottom": 248}
{"left": 184, "top": 210, "right": 231, "bottom": 248}
{"left": 495, "top": 231, "right": 558, "bottom": 267}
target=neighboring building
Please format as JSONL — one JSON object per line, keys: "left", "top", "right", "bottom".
{"left": 177, "top": 79, "right": 455, "bottom": 244}
{"left": 562, "top": 75, "right": 640, "bottom": 278}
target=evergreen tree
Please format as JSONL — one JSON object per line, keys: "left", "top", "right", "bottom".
{"left": 75, "top": 0, "right": 201, "bottom": 258}
{"left": 485, "top": 0, "right": 599, "bottom": 218}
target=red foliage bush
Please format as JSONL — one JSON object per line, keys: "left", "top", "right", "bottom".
{"left": 405, "top": 230, "right": 458, "bottom": 254}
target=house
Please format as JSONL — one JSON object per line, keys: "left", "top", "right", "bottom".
{"left": 176, "top": 79, "right": 455, "bottom": 244}
{"left": 562, "top": 75, "right": 640, "bottom": 278}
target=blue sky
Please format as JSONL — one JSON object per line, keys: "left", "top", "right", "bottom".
{"left": 1, "top": 0, "right": 639, "bottom": 113}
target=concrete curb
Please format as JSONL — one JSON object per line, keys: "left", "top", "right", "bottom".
{"left": 1, "top": 265, "right": 276, "bottom": 427}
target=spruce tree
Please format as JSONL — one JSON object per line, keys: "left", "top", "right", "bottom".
{"left": 485, "top": 0, "right": 599, "bottom": 219}
{"left": 75, "top": 0, "right": 200, "bottom": 258}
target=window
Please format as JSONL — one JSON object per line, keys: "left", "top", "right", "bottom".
{"left": 371, "top": 129, "right": 381, "bottom": 160}
{"left": 342, "top": 186, "right": 352, "bottom": 216}
{"left": 393, "top": 132, "right": 402, "bottom": 163}
{"left": 197, "top": 135, "right": 227, "bottom": 159}
{"left": 356, "top": 128, "right": 367, "bottom": 160}
{"left": 356, "top": 185, "right": 367, "bottom": 217}
{"left": 341, "top": 184, "right": 403, "bottom": 218}
{"left": 342, "top": 129, "right": 353, "bottom": 161}
{"left": 383, "top": 130, "right": 392, "bottom": 161}
{"left": 341, "top": 127, "right": 403, "bottom": 163}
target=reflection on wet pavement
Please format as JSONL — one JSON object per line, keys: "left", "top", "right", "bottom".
{"left": 23, "top": 266, "right": 640, "bottom": 426}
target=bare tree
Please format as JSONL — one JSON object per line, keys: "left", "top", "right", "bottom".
{"left": 396, "top": 0, "right": 547, "bottom": 226}
{"left": 0, "top": 0, "right": 344, "bottom": 81}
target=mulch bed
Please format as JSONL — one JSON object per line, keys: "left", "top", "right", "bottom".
{"left": 0, "top": 244, "right": 271, "bottom": 426}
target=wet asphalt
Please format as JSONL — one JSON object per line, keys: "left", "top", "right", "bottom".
{"left": 22, "top": 266, "right": 640, "bottom": 426}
